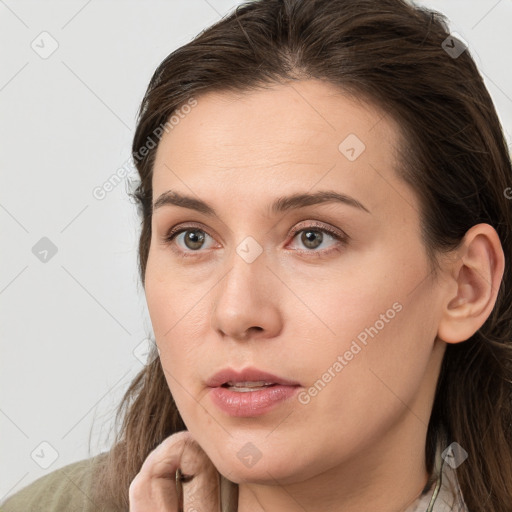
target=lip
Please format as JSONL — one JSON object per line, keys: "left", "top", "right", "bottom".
{"left": 209, "top": 385, "right": 300, "bottom": 417}
{"left": 206, "top": 366, "right": 301, "bottom": 388}
{"left": 206, "top": 366, "right": 301, "bottom": 417}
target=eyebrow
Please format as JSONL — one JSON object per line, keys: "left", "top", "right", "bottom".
{"left": 152, "top": 189, "right": 371, "bottom": 216}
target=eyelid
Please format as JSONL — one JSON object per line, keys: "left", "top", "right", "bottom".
{"left": 291, "top": 220, "right": 348, "bottom": 240}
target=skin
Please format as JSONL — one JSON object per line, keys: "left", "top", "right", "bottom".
{"left": 129, "top": 431, "right": 221, "bottom": 511}
{"left": 131, "top": 79, "right": 504, "bottom": 511}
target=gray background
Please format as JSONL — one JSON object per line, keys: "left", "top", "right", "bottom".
{"left": 1, "top": 0, "right": 511, "bottom": 502}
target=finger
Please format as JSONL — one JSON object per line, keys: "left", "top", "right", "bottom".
{"left": 129, "top": 430, "right": 194, "bottom": 512}
{"left": 179, "top": 437, "right": 221, "bottom": 512}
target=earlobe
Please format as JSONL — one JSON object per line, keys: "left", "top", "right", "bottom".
{"left": 437, "top": 223, "right": 505, "bottom": 344}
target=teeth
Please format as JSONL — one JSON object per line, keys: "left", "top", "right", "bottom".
{"left": 226, "top": 381, "right": 275, "bottom": 387}
{"left": 227, "top": 385, "right": 274, "bottom": 392}
{"left": 229, "top": 387, "right": 269, "bottom": 392}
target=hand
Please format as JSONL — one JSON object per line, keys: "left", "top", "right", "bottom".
{"left": 129, "top": 430, "right": 221, "bottom": 512}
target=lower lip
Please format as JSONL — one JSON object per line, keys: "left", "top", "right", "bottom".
{"left": 209, "top": 385, "right": 300, "bottom": 417}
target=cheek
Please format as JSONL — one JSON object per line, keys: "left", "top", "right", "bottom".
{"left": 145, "top": 249, "right": 199, "bottom": 340}
{"left": 287, "top": 301, "right": 437, "bottom": 470}
{"left": 299, "top": 246, "right": 437, "bottom": 401}
{"left": 298, "top": 260, "right": 403, "bottom": 349}
{"left": 144, "top": 276, "right": 177, "bottom": 343}
{"left": 144, "top": 261, "right": 209, "bottom": 394}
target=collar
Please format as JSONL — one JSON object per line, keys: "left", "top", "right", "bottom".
{"left": 404, "top": 441, "right": 469, "bottom": 512}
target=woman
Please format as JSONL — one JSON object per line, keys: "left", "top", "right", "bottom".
{"left": 2, "top": 0, "right": 511, "bottom": 511}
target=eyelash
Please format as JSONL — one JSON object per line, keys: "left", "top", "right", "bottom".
{"left": 161, "top": 221, "right": 349, "bottom": 259}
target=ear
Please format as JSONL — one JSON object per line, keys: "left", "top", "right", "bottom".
{"left": 437, "top": 223, "right": 505, "bottom": 344}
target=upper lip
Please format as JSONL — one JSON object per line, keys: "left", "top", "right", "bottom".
{"left": 206, "top": 366, "right": 301, "bottom": 387}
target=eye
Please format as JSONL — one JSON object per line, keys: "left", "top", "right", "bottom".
{"left": 288, "top": 222, "right": 348, "bottom": 256}
{"left": 161, "top": 221, "right": 348, "bottom": 258}
{"left": 163, "top": 225, "right": 217, "bottom": 256}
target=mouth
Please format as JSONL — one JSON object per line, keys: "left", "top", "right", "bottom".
{"left": 220, "top": 381, "right": 280, "bottom": 392}
{"left": 206, "top": 367, "right": 301, "bottom": 417}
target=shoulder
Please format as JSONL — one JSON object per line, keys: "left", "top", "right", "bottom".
{"left": 0, "top": 452, "right": 115, "bottom": 512}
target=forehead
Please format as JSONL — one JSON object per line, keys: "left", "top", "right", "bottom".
{"left": 151, "top": 79, "right": 411, "bottom": 217}
{"left": 155, "top": 80, "right": 396, "bottom": 157}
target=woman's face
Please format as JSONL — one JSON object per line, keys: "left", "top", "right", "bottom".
{"left": 144, "top": 79, "right": 448, "bottom": 485}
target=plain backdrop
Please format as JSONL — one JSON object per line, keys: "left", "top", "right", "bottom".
{"left": 1, "top": 0, "right": 511, "bottom": 502}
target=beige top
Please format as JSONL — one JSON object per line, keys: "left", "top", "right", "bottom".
{"left": 404, "top": 441, "right": 469, "bottom": 512}
{"left": 1, "top": 441, "right": 468, "bottom": 512}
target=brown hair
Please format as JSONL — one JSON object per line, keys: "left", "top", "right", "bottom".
{"left": 92, "top": 1, "right": 512, "bottom": 510}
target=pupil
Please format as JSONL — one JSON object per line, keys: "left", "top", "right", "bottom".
{"left": 303, "top": 230, "right": 322, "bottom": 249}
{"left": 185, "top": 230, "right": 205, "bottom": 250}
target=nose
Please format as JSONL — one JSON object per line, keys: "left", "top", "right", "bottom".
{"left": 210, "top": 248, "right": 282, "bottom": 342}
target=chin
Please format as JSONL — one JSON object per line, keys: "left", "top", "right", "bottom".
{"left": 213, "top": 451, "right": 304, "bottom": 486}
